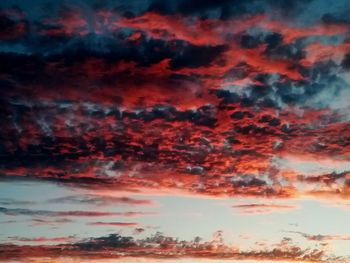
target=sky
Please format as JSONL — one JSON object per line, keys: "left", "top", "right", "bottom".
{"left": 1, "top": 0, "right": 350, "bottom": 262}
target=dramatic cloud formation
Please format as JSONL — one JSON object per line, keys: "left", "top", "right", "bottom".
{"left": 1, "top": 0, "right": 350, "bottom": 262}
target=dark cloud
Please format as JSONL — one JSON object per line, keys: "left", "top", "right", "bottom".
{"left": 297, "top": 171, "right": 348, "bottom": 186}
{"left": 170, "top": 44, "right": 227, "bottom": 69}
{"left": 264, "top": 32, "right": 283, "bottom": 50}
{"left": 147, "top": 0, "right": 318, "bottom": 21}
{"left": 231, "top": 175, "right": 267, "bottom": 187}
{"left": 148, "top": 0, "right": 263, "bottom": 19}
{"left": 0, "top": 7, "right": 28, "bottom": 41}
{"left": 267, "top": 0, "right": 313, "bottom": 17}
{"left": 322, "top": 13, "right": 350, "bottom": 25}
{"left": 75, "top": 233, "right": 135, "bottom": 250}
{"left": 240, "top": 33, "right": 263, "bottom": 49}
{"left": 341, "top": 53, "right": 350, "bottom": 70}
{"left": 264, "top": 41, "right": 306, "bottom": 61}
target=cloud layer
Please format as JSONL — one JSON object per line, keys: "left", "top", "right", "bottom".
{"left": 1, "top": 0, "right": 350, "bottom": 261}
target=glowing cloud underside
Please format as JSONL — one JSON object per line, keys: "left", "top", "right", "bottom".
{"left": 1, "top": 0, "right": 350, "bottom": 262}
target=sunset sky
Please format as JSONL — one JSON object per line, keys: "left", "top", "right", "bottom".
{"left": 1, "top": 0, "right": 350, "bottom": 262}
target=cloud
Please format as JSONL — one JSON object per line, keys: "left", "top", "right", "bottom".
{"left": 0, "top": 7, "right": 28, "bottom": 41}
{"left": 272, "top": 155, "right": 350, "bottom": 177}
{"left": 0, "top": 231, "right": 341, "bottom": 262}
{"left": 0, "top": 0, "right": 350, "bottom": 210}
{"left": 1, "top": 1, "right": 350, "bottom": 261}
{"left": 0, "top": 198, "right": 35, "bottom": 206}
{"left": 287, "top": 231, "right": 350, "bottom": 241}
{"left": 47, "top": 195, "right": 155, "bottom": 206}
{"left": 341, "top": 53, "right": 350, "bottom": 70}
{"left": 232, "top": 203, "right": 298, "bottom": 214}
{"left": 87, "top": 222, "right": 139, "bottom": 227}
{"left": 30, "top": 218, "right": 74, "bottom": 226}
{"left": 0, "top": 207, "right": 157, "bottom": 217}
{"left": 8, "top": 236, "right": 76, "bottom": 243}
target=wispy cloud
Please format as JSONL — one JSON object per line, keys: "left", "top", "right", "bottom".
{"left": 8, "top": 236, "right": 76, "bottom": 243}
{"left": 87, "top": 222, "right": 139, "bottom": 227}
{"left": 287, "top": 231, "right": 350, "bottom": 241}
{"left": 0, "top": 207, "right": 157, "bottom": 217}
{"left": 0, "top": 198, "right": 36, "bottom": 206}
{"left": 47, "top": 195, "right": 155, "bottom": 207}
{"left": 232, "top": 203, "right": 298, "bottom": 214}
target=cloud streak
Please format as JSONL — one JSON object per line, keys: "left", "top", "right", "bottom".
{"left": 47, "top": 195, "right": 155, "bottom": 206}
{"left": 87, "top": 222, "right": 139, "bottom": 227}
{"left": 0, "top": 207, "right": 157, "bottom": 218}
{"left": 232, "top": 203, "right": 298, "bottom": 214}
{"left": 287, "top": 231, "right": 350, "bottom": 241}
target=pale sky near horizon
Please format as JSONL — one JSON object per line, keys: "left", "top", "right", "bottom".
{"left": 1, "top": 180, "right": 350, "bottom": 257}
